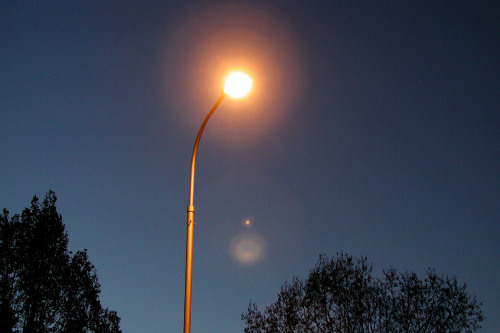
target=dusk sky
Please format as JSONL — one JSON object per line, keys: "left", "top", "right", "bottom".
{"left": 1, "top": 1, "right": 499, "bottom": 332}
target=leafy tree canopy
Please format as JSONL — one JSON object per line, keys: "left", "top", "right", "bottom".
{"left": 242, "top": 253, "right": 483, "bottom": 333}
{"left": 0, "top": 191, "right": 121, "bottom": 333}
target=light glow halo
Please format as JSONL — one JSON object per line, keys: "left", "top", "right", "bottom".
{"left": 161, "top": 3, "right": 304, "bottom": 147}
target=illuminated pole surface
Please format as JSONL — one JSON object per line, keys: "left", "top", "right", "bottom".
{"left": 183, "top": 72, "right": 251, "bottom": 333}
{"left": 184, "top": 93, "right": 224, "bottom": 333}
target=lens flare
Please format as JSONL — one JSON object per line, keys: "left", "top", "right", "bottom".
{"left": 229, "top": 232, "right": 266, "bottom": 265}
{"left": 242, "top": 218, "right": 253, "bottom": 228}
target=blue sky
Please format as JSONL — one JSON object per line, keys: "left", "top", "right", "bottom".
{"left": 1, "top": 1, "right": 499, "bottom": 332}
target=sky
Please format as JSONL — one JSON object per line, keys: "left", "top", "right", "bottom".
{"left": 1, "top": 1, "right": 499, "bottom": 332}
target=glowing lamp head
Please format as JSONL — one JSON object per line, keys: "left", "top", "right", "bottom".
{"left": 223, "top": 71, "right": 252, "bottom": 98}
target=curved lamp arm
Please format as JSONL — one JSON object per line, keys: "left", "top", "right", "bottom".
{"left": 188, "top": 93, "right": 225, "bottom": 212}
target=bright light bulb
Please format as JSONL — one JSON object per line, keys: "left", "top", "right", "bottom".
{"left": 223, "top": 71, "right": 252, "bottom": 98}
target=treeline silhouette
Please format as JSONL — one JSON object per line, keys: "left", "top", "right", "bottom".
{"left": 1, "top": 191, "right": 121, "bottom": 332}
{"left": 243, "top": 253, "right": 483, "bottom": 332}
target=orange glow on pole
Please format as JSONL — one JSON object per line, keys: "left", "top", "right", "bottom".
{"left": 183, "top": 71, "right": 252, "bottom": 333}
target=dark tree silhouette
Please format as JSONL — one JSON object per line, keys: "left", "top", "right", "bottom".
{"left": 242, "top": 253, "right": 483, "bottom": 333}
{"left": 0, "top": 191, "right": 121, "bottom": 333}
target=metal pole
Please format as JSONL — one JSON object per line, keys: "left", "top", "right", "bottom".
{"left": 184, "top": 93, "right": 225, "bottom": 333}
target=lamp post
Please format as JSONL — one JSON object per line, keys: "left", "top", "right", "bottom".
{"left": 184, "top": 71, "right": 252, "bottom": 333}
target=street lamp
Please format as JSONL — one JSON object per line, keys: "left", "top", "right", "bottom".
{"left": 184, "top": 71, "right": 252, "bottom": 333}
